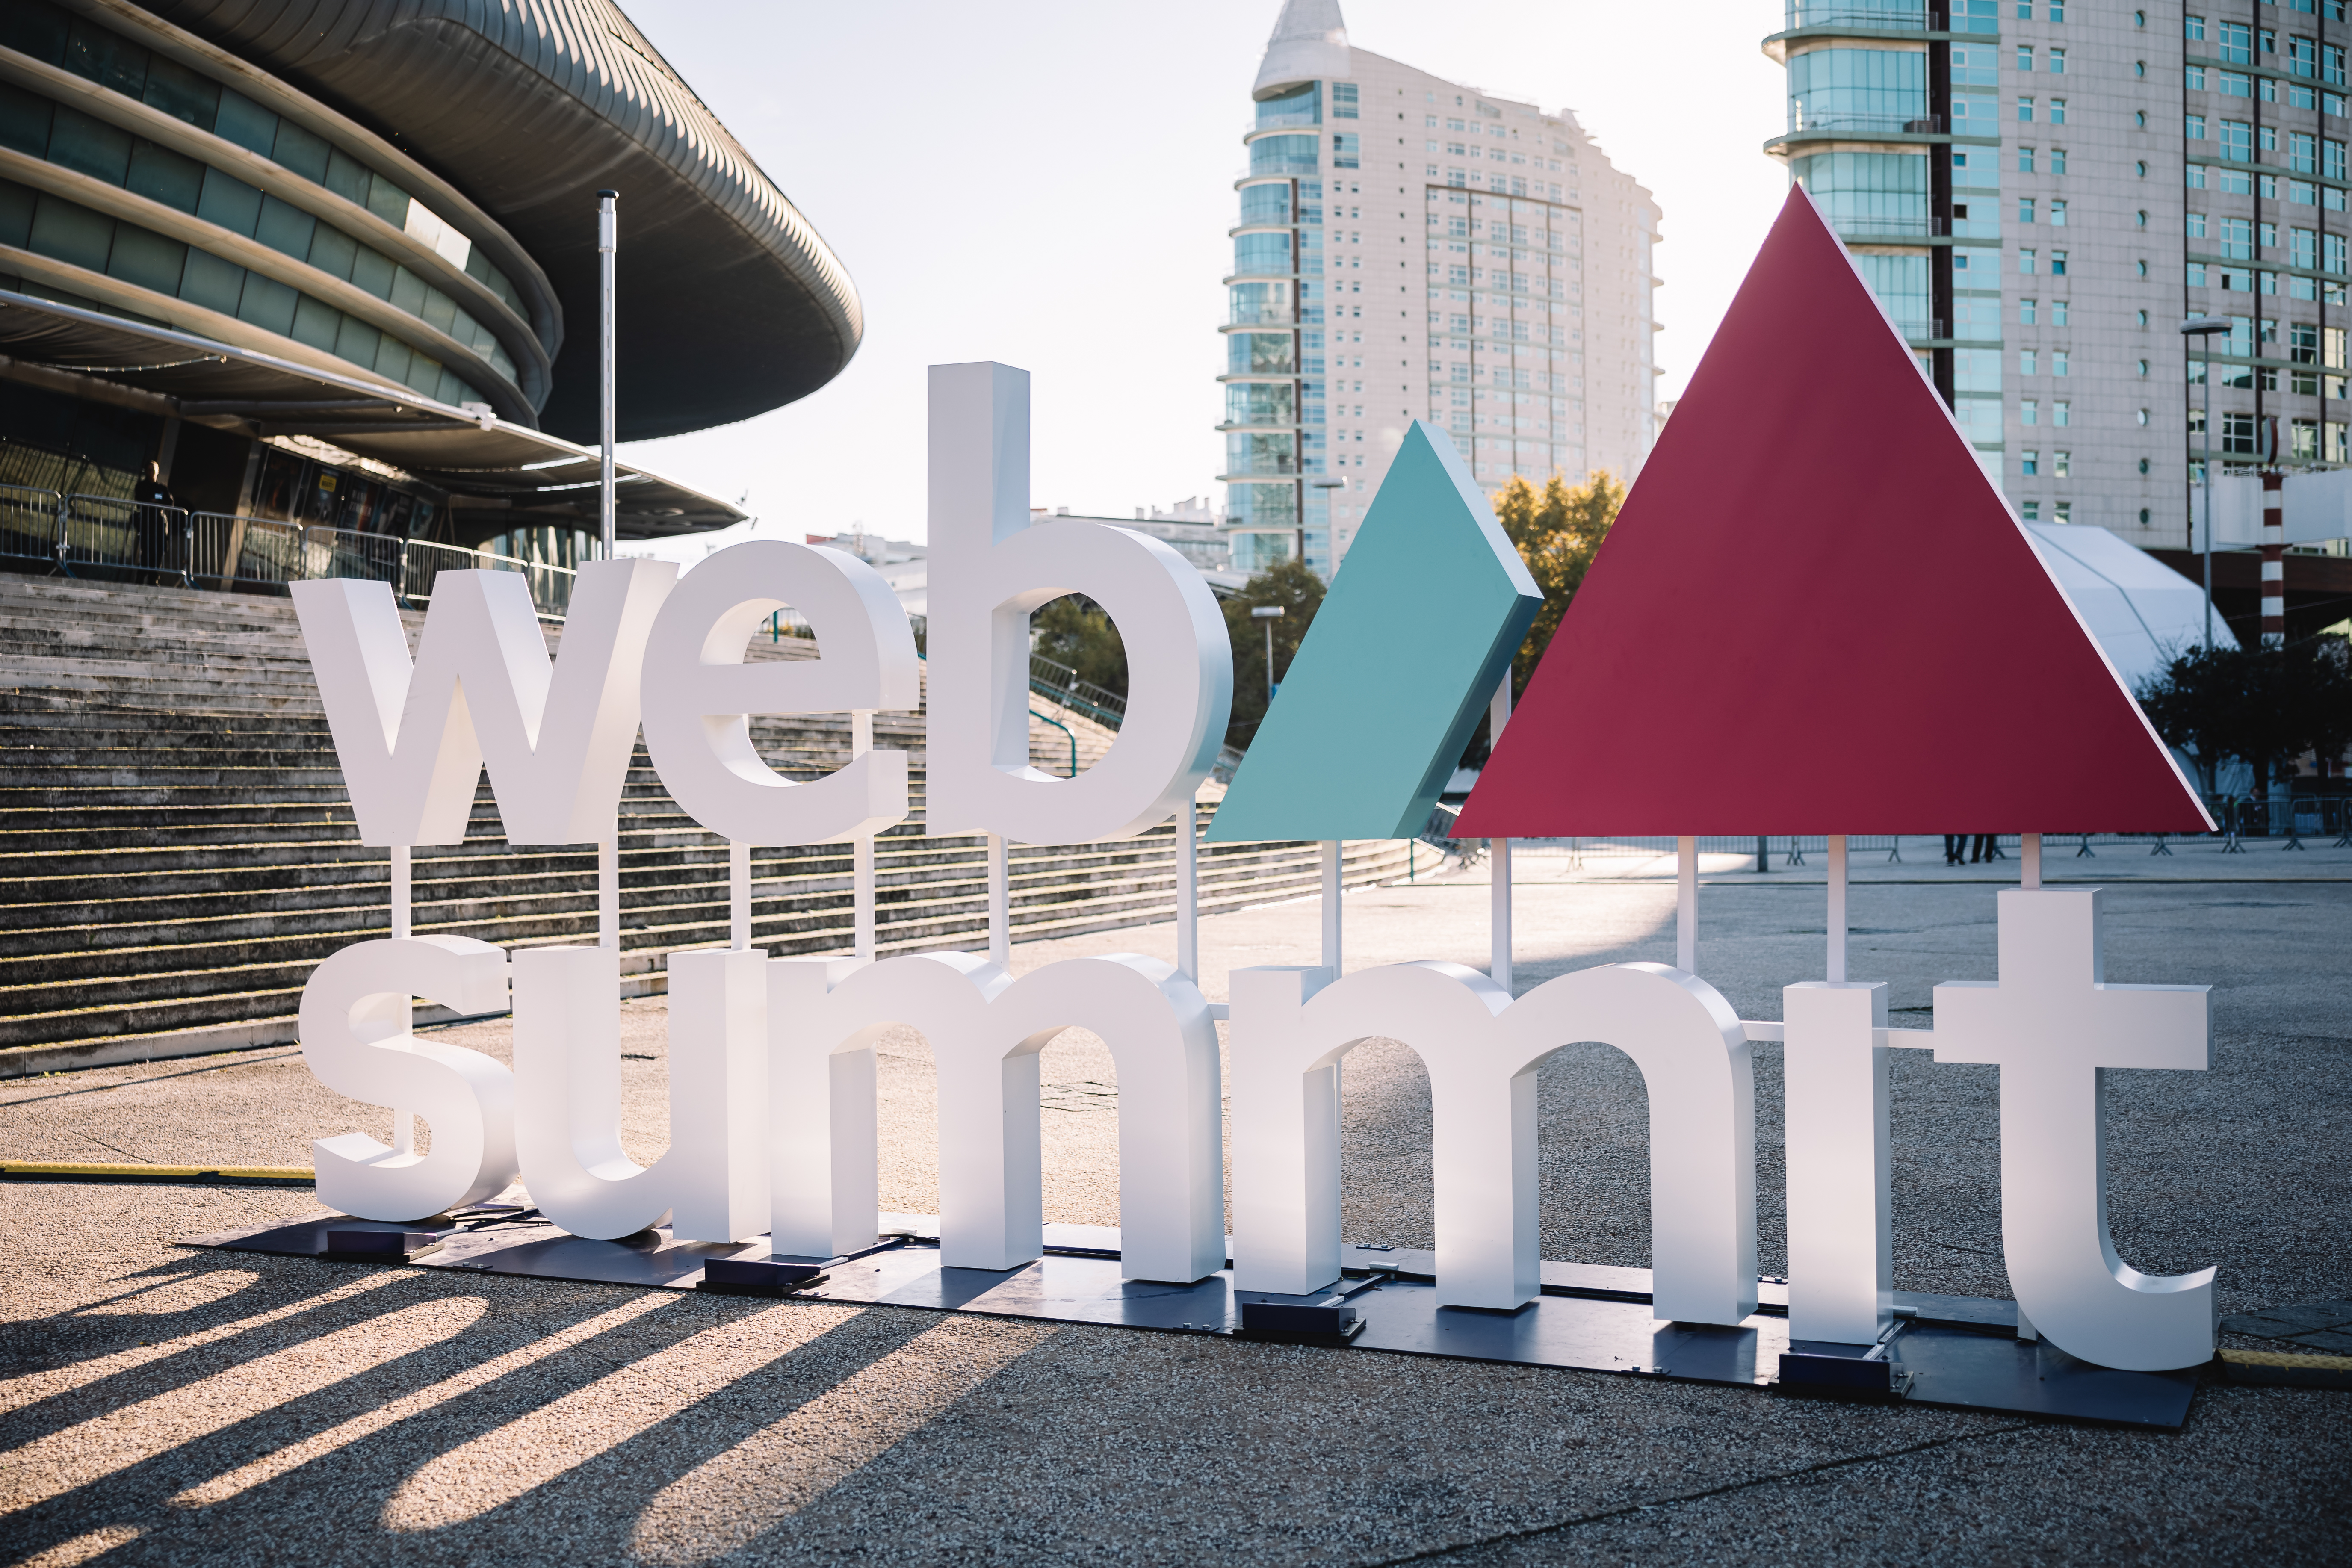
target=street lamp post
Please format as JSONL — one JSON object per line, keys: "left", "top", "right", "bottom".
{"left": 1251, "top": 604, "right": 1284, "bottom": 705}
{"left": 2181, "top": 315, "right": 2229, "bottom": 648}
{"left": 1309, "top": 475, "right": 1345, "bottom": 574}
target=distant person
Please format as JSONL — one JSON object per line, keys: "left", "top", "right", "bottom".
{"left": 1976, "top": 833, "right": 2004, "bottom": 862}
{"left": 132, "top": 461, "right": 180, "bottom": 580}
{"left": 1944, "top": 835, "right": 1965, "bottom": 866}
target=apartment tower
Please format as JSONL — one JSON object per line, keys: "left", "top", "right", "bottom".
{"left": 1220, "top": 0, "right": 1663, "bottom": 576}
{"left": 1768, "top": 0, "right": 2352, "bottom": 553}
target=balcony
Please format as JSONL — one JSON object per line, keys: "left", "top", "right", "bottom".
{"left": 1788, "top": 112, "right": 1943, "bottom": 136}
{"left": 1785, "top": 3, "right": 1925, "bottom": 28}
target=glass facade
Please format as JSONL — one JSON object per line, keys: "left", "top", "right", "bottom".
{"left": 0, "top": 0, "right": 538, "bottom": 413}
{"left": 1788, "top": 48, "right": 1927, "bottom": 134}
{"left": 1790, "top": 150, "right": 1930, "bottom": 236}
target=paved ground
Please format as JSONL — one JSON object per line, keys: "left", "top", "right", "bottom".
{"left": 3, "top": 848, "right": 2348, "bottom": 1566}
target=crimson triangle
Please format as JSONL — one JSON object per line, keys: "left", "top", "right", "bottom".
{"left": 1454, "top": 187, "right": 2210, "bottom": 838}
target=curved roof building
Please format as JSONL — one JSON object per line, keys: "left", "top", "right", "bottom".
{"left": 0, "top": 0, "right": 859, "bottom": 550}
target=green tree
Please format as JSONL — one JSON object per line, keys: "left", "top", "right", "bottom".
{"left": 1031, "top": 594, "right": 1127, "bottom": 699}
{"left": 1220, "top": 558, "right": 1325, "bottom": 751}
{"left": 1491, "top": 470, "right": 1623, "bottom": 702}
{"left": 2136, "top": 636, "right": 2352, "bottom": 800}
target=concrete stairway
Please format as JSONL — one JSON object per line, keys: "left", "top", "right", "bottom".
{"left": 0, "top": 576, "right": 1411, "bottom": 1072}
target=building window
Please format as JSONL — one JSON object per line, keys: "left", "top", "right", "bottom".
{"left": 2054, "top": 452, "right": 2071, "bottom": 478}
{"left": 2221, "top": 120, "right": 2254, "bottom": 159}
{"left": 1331, "top": 83, "right": 1359, "bottom": 118}
{"left": 2050, "top": 200, "right": 2068, "bottom": 226}
{"left": 2187, "top": 164, "right": 2208, "bottom": 189}
{"left": 2053, "top": 300, "right": 2069, "bottom": 326}
{"left": 2186, "top": 113, "right": 2207, "bottom": 141}
{"left": 2055, "top": 400, "right": 2071, "bottom": 426}
{"left": 1332, "top": 133, "right": 1359, "bottom": 168}
{"left": 2054, "top": 502, "right": 2072, "bottom": 523}
{"left": 2019, "top": 97, "right": 2035, "bottom": 121}
{"left": 2050, "top": 250, "right": 2068, "bottom": 275}
{"left": 2021, "top": 349, "right": 2039, "bottom": 376}
{"left": 2051, "top": 148, "right": 2067, "bottom": 175}
{"left": 2186, "top": 14, "right": 2206, "bottom": 43}
{"left": 2050, "top": 48, "right": 2066, "bottom": 73}
{"left": 2049, "top": 99, "right": 2067, "bottom": 124}
{"left": 2018, "top": 146, "right": 2037, "bottom": 173}
{"left": 2018, "top": 45, "right": 2036, "bottom": 71}
{"left": 2220, "top": 20, "right": 2252, "bottom": 63}
{"left": 2020, "top": 248, "right": 2037, "bottom": 272}
{"left": 2054, "top": 351, "right": 2071, "bottom": 376}
{"left": 2023, "top": 398, "right": 2040, "bottom": 425}
{"left": 2021, "top": 298, "right": 2039, "bottom": 324}
{"left": 2019, "top": 197, "right": 2037, "bottom": 224}
{"left": 2022, "top": 501, "right": 2042, "bottom": 520}
{"left": 2021, "top": 450, "right": 2040, "bottom": 476}
{"left": 2329, "top": 138, "right": 2350, "bottom": 180}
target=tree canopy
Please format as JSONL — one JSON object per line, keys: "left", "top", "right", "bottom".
{"left": 2136, "top": 636, "right": 2352, "bottom": 797}
{"left": 1219, "top": 557, "right": 1326, "bottom": 752}
{"left": 1490, "top": 470, "right": 1623, "bottom": 703}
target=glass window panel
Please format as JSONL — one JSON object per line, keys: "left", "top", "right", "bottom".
{"left": 139, "top": 56, "right": 220, "bottom": 131}
{"left": 211, "top": 90, "right": 277, "bottom": 158}
{"left": 1238, "top": 183, "right": 1293, "bottom": 224}
{"left": 305, "top": 222, "right": 358, "bottom": 282}
{"left": 62, "top": 18, "right": 146, "bottom": 97}
{"left": 195, "top": 168, "right": 262, "bottom": 237}
{"left": 1250, "top": 134, "right": 1321, "bottom": 177}
{"left": 0, "top": 178, "right": 35, "bottom": 249}
{"left": 282, "top": 291, "right": 339, "bottom": 350}
{"left": 350, "top": 244, "right": 396, "bottom": 300}
{"left": 1232, "top": 231, "right": 1294, "bottom": 275}
{"left": 124, "top": 139, "right": 204, "bottom": 213}
{"left": 1789, "top": 150, "right": 1928, "bottom": 235}
{"left": 103, "top": 222, "right": 183, "bottom": 294}
{"left": 269, "top": 118, "right": 331, "bottom": 183}
{"left": 46, "top": 106, "right": 132, "bottom": 186}
{"left": 1256, "top": 82, "right": 1319, "bottom": 130}
{"left": 1787, "top": 48, "right": 1927, "bottom": 133}
{"left": 252, "top": 193, "right": 316, "bottom": 259}
{"left": 363, "top": 173, "right": 410, "bottom": 229}
{"left": 234, "top": 271, "right": 298, "bottom": 335}
{"left": 26, "top": 194, "right": 112, "bottom": 270}
{"left": 0, "top": 83, "right": 55, "bottom": 159}
{"left": 177, "top": 247, "right": 243, "bottom": 313}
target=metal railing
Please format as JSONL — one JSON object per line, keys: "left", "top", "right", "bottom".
{"left": 1028, "top": 651, "right": 1127, "bottom": 730}
{"left": 0, "top": 484, "right": 575, "bottom": 618}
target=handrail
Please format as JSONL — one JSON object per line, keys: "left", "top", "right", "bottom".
{"left": 0, "top": 483, "right": 582, "bottom": 619}
{"left": 1029, "top": 709, "right": 1079, "bottom": 778}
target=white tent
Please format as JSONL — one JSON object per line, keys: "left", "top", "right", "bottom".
{"left": 2025, "top": 523, "right": 2239, "bottom": 692}
{"left": 2027, "top": 523, "right": 2244, "bottom": 795}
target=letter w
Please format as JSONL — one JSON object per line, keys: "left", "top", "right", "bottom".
{"left": 292, "top": 560, "right": 675, "bottom": 845}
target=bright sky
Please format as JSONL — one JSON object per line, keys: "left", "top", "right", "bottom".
{"left": 615, "top": 0, "right": 1789, "bottom": 558}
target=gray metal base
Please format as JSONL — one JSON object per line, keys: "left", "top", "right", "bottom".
{"left": 184, "top": 1211, "right": 2199, "bottom": 1430}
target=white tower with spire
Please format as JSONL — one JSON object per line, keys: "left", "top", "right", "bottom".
{"left": 1217, "top": 0, "right": 1664, "bottom": 577}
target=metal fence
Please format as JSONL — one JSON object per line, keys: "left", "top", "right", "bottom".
{"left": 1424, "top": 813, "right": 2351, "bottom": 863}
{"left": 0, "top": 483, "right": 575, "bottom": 618}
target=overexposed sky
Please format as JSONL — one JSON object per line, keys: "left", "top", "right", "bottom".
{"left": 615, "top": 0, "right": 1789, "bottom": 555}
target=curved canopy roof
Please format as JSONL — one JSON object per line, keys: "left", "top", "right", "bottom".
{"left": 0, "top": 286, "right": 746, "bottom": 537}
{"left": 148, "top": 0, "right": 863, "bottom": 443}
{"left": 1254, "top": 0, "right": 1350, "bottom": 100}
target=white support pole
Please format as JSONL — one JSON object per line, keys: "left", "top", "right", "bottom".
{"left": 987, "top": 833, "right": 1011, "bottom": 969}
{"left": 1827, "top": 833, "right": 1849, "bottom": 984}
{"left": 390, "top": 845, "right": 412, "bottom": 939}
{"left": 1676, "top": 834, "right": 1697, "bottom": 974}
{"left": 596, "top": 190, "right": 618, "bottom": 561}
{"left": 2021, "top": 832, "right": 2042, "bottom": 890}
{"left": 1175, "top": 796, "right": 1200, "bottom": 983}
{"left": 852, "top": 712, "right": 876, "bottom": 962}
{"left": 598, "top": 832, "right": 620, "bottom": 951}
{"left": 390, "top": 844, "right": 413, "bottom": 1156}
{"left": 1489, "top": 676, "right": 1513, "bottom": 995}
{"left": 1321, "top": 839, "right": 1343, "bottom": 976}
{"left": 729, "top": 839, "right": 752, "bottom": 951}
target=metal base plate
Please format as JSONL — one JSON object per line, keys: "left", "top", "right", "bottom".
{"left": 184, "top": 1212, "right": 2198, "bottom": 1429}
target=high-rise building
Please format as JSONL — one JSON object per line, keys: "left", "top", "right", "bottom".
{"left": 1220, "top": 0, "right": 1663, "bottom": 576}
{"left": 1767, "top": 0, "right": 2352, "bottom": 552}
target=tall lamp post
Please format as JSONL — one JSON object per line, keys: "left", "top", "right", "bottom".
{"left": 1309, "top": 475, "right": 1345, "bottom": 573}
{"left": 2181, "top": 315, "right": 2229, "bottom": 648}
{"left": 1251, "top": 603, "right": 1284, "bottom": 705}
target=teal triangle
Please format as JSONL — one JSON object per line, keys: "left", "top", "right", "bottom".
{"left": 1207, "top": 421, "right": 1542, "bottom": 843}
